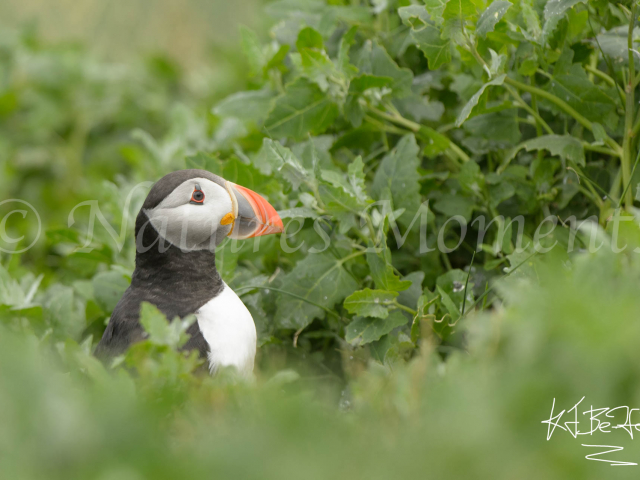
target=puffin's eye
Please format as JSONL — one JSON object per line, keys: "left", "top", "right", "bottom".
{"left": 190, "top": 185, "right": 205, "bottom": 204}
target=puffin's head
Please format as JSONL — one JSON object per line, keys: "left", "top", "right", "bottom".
{"left": 138, "top": 169, "right": 283, "bottom": 251}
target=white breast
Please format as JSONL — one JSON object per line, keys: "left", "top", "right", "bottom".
{"left": 196, "top": 282, "right": 257, "bottom": 376}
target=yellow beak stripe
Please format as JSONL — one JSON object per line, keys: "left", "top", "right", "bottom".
{"left": 220, "top": 212, "right": 235, "bottom": 226}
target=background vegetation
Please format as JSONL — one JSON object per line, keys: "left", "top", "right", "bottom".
{"left": 2, "top": 0, "right": 640, "bottom": 477}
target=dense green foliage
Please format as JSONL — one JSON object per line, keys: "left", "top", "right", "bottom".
{"left": 3, "top": 0, "right": 640, "bottom": 477}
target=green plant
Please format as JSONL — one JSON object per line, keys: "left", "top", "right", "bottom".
{"left": 2, "top": 1, "right": 640, "bottom": 477}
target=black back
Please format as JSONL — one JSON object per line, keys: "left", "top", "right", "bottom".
{"left": 95, "top": 170, "right": 225, "bottom": 359}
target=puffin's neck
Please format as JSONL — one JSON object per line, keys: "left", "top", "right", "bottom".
{"left": 131, "top": 211, "right": 224, "bottom": 300}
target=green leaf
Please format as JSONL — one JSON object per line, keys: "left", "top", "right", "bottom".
{"left": 355, "top": 41, "right": 413, "bottom": 97}
{"left": 477, "top": 1, "right": 512, "bottom": 38}
{"left": 455, "top": 74, "right": 506, "bottom": 127}
{"left": 543, "top": 0, "right": 587, "bottom": 21}
{"left": 545, "top": 65, "right": 617, "bottom": 126}
{"left": 591, "top": 123, "right": 607, "bottom": 146}
{"left": 255, "top": 138, "right": 312, "bottom": 189}
{"left": 542, "top": 0, "right": 588, "bottom": 43}
{"left": 264, "top": 77, "right": 339, "bottom": 140}
{"left": 92, "top": 271, "right": 129, "bottom": 312}
{"left": 296, "top": 26, "right": 324, "bottom": 50}
{"left": 511, "top": 134, "right": 585, "bottom": 166}
{"left": 442, "top": 0, "right": 477, "bottom": 44}
{"left": 139, "top": 302, "right": 194, "bottom": 348}
{"left": 371, "top": 135, "right": 422, "bottom": 227}
{"left": 344, "top": 289, "right": 398, "bottom": 319}
{"left": 432, "top": 194, "right": 475, "bottom": 221}
{"left": 278, "top": 207, "right": 319, "bottom": 219}
{"left": 367, "top": 237, "right": 411, "bottom": 293}
{"left": 213, "top": 90, "right": 275, "bottom": 123}
{"left": 412, "top": 22, "right": 452, "bottom": 70}
{"left": 399, "top": 6, "right": 452, "bottom": 70}
{"left": 275, "top": 253, "right": 358, "bottom": 330}
{"left": 345, "top": 310, "right": 408, "bottom": 346}
{"left": 240, "top": 26, "right": 264, "bottom": 76}
{"left": 436, "top": 285, "right": 460, "bottom": 321}
{"left": 320, "top": 156, "right": 370, "bottom": 205}
{"left": 423, "top": 0, "right": 448, "bottom": 24}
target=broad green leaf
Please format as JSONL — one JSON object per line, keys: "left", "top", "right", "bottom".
{"left": 396, "top": 271, "right": 425, "bottom": 310}
{"left": 543, "top": 0, "right": 587, "bottom": 21}
{"left": 92, "top": 271, "right": 129, "bottom": 312}
{"left": 355, "top": 41, "right": 413, "bottom": 97}
{"left": 344, "top": 75, "right": 393, "bottom": 126}
{"left": 542, "top": 0, "right": 587, "bottom": 43}
{"left": 436, "top": 285, "right": 460, "bottom": 321}
{"left": 371, "top": 135, "right": 422, "bottom": 228}
{"left": 595, "top": 26, "right": 640, "bottom": 65}
{"left": 348, "top": 74, "right": 393, "bottom": 93}
{"left": 337, "top": 26, "right": 358, "bottom": 76}
{"left": 520, "top": 0, "right": 542, "bottom": 43}
{"left": 455, "top": 74, "right": 506, "bottom": 127}
{"left": 367, "top": 237, "right": 411, "bottom": 293}
{"left": 345, "top": 310, "right": 408, "bottom": 345}
{"left": 477, "top": 1, "right": 512, "bottom": 38}
{"left": 255, "top": 138, "right": 312, "bottom": 189}
{"left": 213, "top": 90, "right": 275, "bottom": 123}
{"left": 319, "top": 183, "right": 364, "bottom": 215}
{"left": 399, "top": 6, "right": 452, "bottom": 70}
{"left": 432, "top": 194, "right": 475, "bottom": 221}
{"left": 275, "top": 252, "right": 358, "bottom": 330}
{"left": 398, "top": 5, "right": 431, "bottom": 25}
{"left": 46, "top": 285, "right": 85, "bottom": 339}
{"left": 545, "top": 65, "right": 617, "bottom": 126}
{"left": 240, "top": 26, "right": 264, "bottom": 76}
{"left": 423, "top": 0, "right": 448, "bottom": 24}
{"left": 139, "top": 302, "right": 194, "bottom": 348}
{"left": 278, "top": 207, "right": 319, "bottom": 219}
{"left": 591, "top": 123, "right": 607, "bottom": 146}
{"left": 296, "top": 26, "right": 324, "bottom": 50}
{"left": 298, "top": 48, "right": 337, "bottom": 92}
{"left": 344, "top": 289, "right": 398, "bottom": 319}
{"left": 320, "top": 156, "right": 370, "bottom": 205}
{"left": 509, "top": 134, "right": 585, "bottom": 166}
{"left": 442, "top": 0, "right": 477, "bottom": 44}
{"left": 347, "top": 156, "right": 370, "bottom": 204}
{"left": 411, "top": 22, "right": 452, "bottom": 70}
{"left": 264, "top": 77, "right": 339, "bottom": 140}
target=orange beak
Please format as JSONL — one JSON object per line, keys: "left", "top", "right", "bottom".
{"left": 225, "top": 182, "right": 283, "bottom": 239}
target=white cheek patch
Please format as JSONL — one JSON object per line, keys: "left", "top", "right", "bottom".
{"left": 144, "top": 177, "right": 233, "bottom": 251}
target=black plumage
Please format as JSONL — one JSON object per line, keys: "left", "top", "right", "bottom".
{"left": 95, "top": 170, "right": 226, "bottom": 359}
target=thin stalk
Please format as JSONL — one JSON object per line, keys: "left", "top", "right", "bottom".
{"left": 620, "top": 147, "right": 640, "bottom": 206}
{"left": 506, "top": 85, "right": 553, "bottom": 135}
{"left": 621, "top": 2, "right": 638, "bottom": 209}
{"left": 504, "top": 77, "right": 623, "bottom": 155}
{"left": 582, "top": 142, "right": 621, "bottom": 157}
{"left": 393, "top": 301, "right": 417, "bottom": 316}
{"left": 367, "top": 106, "right": 471, "bottom": 162}
{"left": 585, "top": 64, "right": 620, "bottom": 90}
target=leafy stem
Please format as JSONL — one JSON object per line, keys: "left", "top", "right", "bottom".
{"left": 622, "top": 2, "right": 638, "bottom": 208}
{"left": 503, "top": 77, "right": 623, "bottom": 156}
{"left": 366, "top": 105, "right": 471, "bottom": 163}
{"left": 393, "top": 300, "right": 417, "bottom": 316}
{"left": 505, "top": 85, "right": 553, "bottom": 135}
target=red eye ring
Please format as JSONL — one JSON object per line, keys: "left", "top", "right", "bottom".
{"left": 190, "top": 184, "right": 205, "bottom": 204}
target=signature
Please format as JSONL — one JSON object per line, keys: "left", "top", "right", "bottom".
{"left": 543, "top": 397, "right": 640, "bottom": 466}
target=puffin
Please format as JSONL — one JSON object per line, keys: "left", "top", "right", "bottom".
{"left": 95, "top": 169, "right": 283, "bottom": 375}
